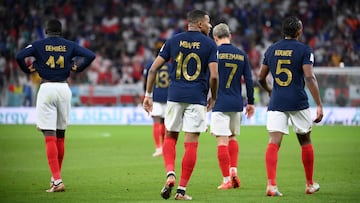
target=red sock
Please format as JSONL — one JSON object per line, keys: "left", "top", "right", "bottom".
{"left": 56, "top": 138, "right": 65, "bottom": 171}
{"left": 179, "top": 142, "right": 198, "bottom": 187}
{"left": 228, "top": 139, "right": 238, "bottom": 168}
{"left": 265, "top": 143, "right": 279, "bottom": 186}
{"left": 45, "top": 136, "right": 61, "bottom": 180}
{"left": 218, "top": 145, "right": 230, "bottom": 177}
{"left": 162, "top": 136, "right": 177, "bottom": 172}
{"left": 302, "top": 144, "right": 314, "bottom": 185}
{"left": 153, "top": 123, "right": 162, "bottom": 148}
{"left": 160, "top": 123, "right": 165, "bottom": 144}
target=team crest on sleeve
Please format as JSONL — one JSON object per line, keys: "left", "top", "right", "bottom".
{"left": 310, "top": 53, "right": 314, "bottom": 63}
{"left": 160, "top": 44, "right": 165, "bottom": 52}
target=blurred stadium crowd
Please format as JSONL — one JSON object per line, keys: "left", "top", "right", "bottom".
{"left": 0, "top": 0, "right": 359, "bottom": 106}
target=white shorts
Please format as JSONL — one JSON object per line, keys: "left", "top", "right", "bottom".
{"left": 151, "top": 102, "right": 166, "bottom": 118}
{"left": 266, "top": 109, "right": 312, "bottom": 135}
{"left": 36, "top": 82, "right": 72, "bottom": 130}
{"left": 165, "top": 101, "right": 207, "bottom": 133}
{"left": 210, "top": 112, "right": 242, "bottom": 136}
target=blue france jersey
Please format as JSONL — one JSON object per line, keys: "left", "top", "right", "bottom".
{"left": 262, "top": 39, "right": 314, "bottom": 111}
{"left": 159, "top": 31, "right": 218, "bottom": 106}
{"left": 16, "top": 36, "right": 95, "bottom": 81}
{"left": 213, "top": 44, "right": 254, "bottom": 112}
{"left": 143, "top": 60, "right": 170, "bottom": 103}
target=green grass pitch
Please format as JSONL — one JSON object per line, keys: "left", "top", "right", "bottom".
{"left": 0, "top": 125, "right": 359, "bottom": 202}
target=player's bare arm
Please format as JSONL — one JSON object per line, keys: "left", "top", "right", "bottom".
{"left": 143, "top": 56, "right": 166, "bottom": 114}
{"left": 258, "top": 64, "right": 272, "bottom": 96}
{"left": 207, "top": 61, "right": 219, "bottom": 112}
{"left": 303, "top": 64, "right": 323, "bottom": 123}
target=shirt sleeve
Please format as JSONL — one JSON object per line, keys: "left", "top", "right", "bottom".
{"left": 15, "top": 44, "right": 35, "bottom": 74}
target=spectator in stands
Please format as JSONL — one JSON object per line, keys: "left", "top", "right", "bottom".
{"left": 0, "top": 0, "right": 359, "bottom": 106}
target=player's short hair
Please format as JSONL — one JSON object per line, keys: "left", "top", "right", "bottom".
{"left": 187, "top": 9, "right": 208, "bottom": 24}
{"left": 154, "top": 40, "right": 165, "bottom": 55}
{"left": 282, "top": 16, "right": 302, "bottom": 38}
{"left": 46, "top": 19, "right": 62, "bottom": 35}
{"left": 212, "top": 23, "right": 231, "bottom": 39}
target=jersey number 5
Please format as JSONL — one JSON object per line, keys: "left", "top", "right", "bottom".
{"left": 46, "top": 55, "right": 65, "bottom": 68}
{"left": 175, "top": 52, "right": 201, "bottom": 81}
{"left": 275, "top": 59, "right": 292, "bottom": 86}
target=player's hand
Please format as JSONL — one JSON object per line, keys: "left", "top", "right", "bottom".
{"left": 267, "top": 89, "right": 272, "bottom": 97}
{"left": 143, "top": 97, "right": 153, "bottom": 115}
{"left": 313, "top": 105, "right": 323, "bottom": 123}
{"left": 71, "top": 64, "right": 78, "bottom": 71}
{"left": 29, "top": 64, "right": 36, "bottom": 73}
{"left": 206, "top": 97, "right": 216, "bottom": 112}
{"left": 245, "top": 104, "right": 255, "bottom": 118}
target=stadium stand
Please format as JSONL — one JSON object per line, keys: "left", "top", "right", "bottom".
{"left": 0, "top": 0, "right": 359, "bottom": 106}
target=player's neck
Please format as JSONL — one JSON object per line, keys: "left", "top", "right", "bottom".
{"left": 187, "top": 24, "right": 201, "bottom": 32}
{"left": 284, "top": 36, "right": 300, "bottom": 40}
{"left": 47, "top": 34, "right": 61, "bottom": 37}
{"left": 217, "top": 38, "right": 230, "bottom": 46}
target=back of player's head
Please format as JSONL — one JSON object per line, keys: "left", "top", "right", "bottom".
{"left": 46, "top": 19, "right": 62, "bottom": 35}
{"left": 212, "top": 23, "right": 231, "bottom": 39}
{"left": 282, "top": 16, "right": 302, "bottom": 38}
{"left": 187, "top": 9, "right": 208, "bottom": 24}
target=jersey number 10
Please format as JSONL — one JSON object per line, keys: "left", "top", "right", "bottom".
{"left": 175, "top": 52, "right": 201, "bottom": 81}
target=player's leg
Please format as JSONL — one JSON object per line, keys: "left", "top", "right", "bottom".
{"left": 159, "top": 103, "right": 166, "bottom": 146}
{"left": 151, "top": 102, "right": 166, "bottom": 157}
{"left": 56, "top": 130, "right": 65, "bottom": 171}
{"left": 152, "top": 116, "right": 163, "bottom": 157}
{"left": 210, "top": 112, "right": 232, "bottom": 189}
{"left": 173, "top": 132, "right": 198, "bottom": 200}
{"left": 228, "top": 112, "right": 241, "bottom": 188}
{"left": 42, "top": 130, "right": 61, "bottom": 184}
{"left": 46, "top": 83, "right": 71, "bottom": 192}
{"left": 216, "top": 136, "right": 232, "bottom": 189}
{"left": 265, "top": 111, "right": 289, "bottom": 196}
{"left": 163, "top": 101, "right": 182, "bottom": 175}
{"left": 291, "top": 109, "right": 320, "bottom": 194}
{"left": 36, "top": 83, "right": 64, "bottom": 192}
{"left": 160, "top": 117, "right": 165, "bottom": 147}
{"left": 55, "top": 84, "right": 71, "bottom": 172}
{"left": 174, "top": 104, "right": 206, "bottom": 200}
{"left": 161, "top": 101, "right": 183, "bottom": 199}
{"left": 43, "top": 130, "right": 65, "bottom": 193}
{"left": 296, "top": 132, "right": 319, "bottom": 194}
{"left": 160, "top": 131, "right": 178, "bottom": 199}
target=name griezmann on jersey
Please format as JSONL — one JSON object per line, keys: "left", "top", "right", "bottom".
{"left": 218, "top": 53, "right": 244, "bottom": 61}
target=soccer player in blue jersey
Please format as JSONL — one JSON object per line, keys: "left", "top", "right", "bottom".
{"left": 143, "top": 9, "right": 218, "bottom": 200}
{"left": 258, "top": 16, "right": 323, "bottom": 196}
{"left": 16, "top": 19, "right": 95, "bottom": 192}
{"left": 143, "top": 42, "right": 170, "bottom": 157}
{"left": 211, "top": 23, "right": 255, "bottom": 190}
